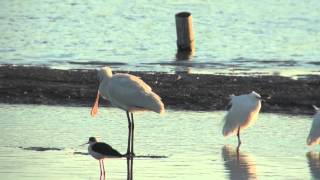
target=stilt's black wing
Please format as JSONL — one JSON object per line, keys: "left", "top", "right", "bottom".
{"left": 92, "top": 142, "right": 123, "bottom": 157}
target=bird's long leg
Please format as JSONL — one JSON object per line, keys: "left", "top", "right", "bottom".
{"left": 129, "top": 113, "right": 134, "bottom": 179}
{"left": 126, "top": 111, "right": 132, "bottom": 156}
{"left": 99, "top": 160, "right": 103, "bottom": 180}
{"left": 131, "top": 113, "right": 134, "bottom": 157}
{"left": 102, "top": 160, "right": 105, "bottom": 179}
{"left": 237, "top": 126, "right": 241, "bottom": 150}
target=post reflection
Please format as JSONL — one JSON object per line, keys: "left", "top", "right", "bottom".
{"left": 174, "top": 64, "right": 191, "bottom": 74}
{"left": 174, "top": 50, "right": 194, "bottom": 74}
{"left": 306, "top": 151, "right": 320, "bottom": 179}
{"left": 221, "top": 145, "right": 257, "bottom": 180}
{"left": 127, "top": 156, "right": 133, "bottom": 180}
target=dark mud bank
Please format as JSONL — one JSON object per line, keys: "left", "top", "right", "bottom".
{"left": 0, "top": 65, "right": 319, "bottom": 115}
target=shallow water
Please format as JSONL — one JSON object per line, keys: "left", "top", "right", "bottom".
{"left": 0, "top": 104, "right": 319, "bottom": 179}
{"left": 0, "top": 1, "right": 320, "bottom": 76}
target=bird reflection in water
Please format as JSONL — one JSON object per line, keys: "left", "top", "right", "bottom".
{"left": 306, "top": 151, "right": 320, "bottom": 180}
{"left": 127, "top": 156, "right": 133, "bottom": 180}
{"left": 222, "top": 145, "right": 257, "bottom": 180}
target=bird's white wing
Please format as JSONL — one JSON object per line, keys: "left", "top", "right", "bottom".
{"left": 115, "top": 74, "right": 152, "bottom": 91}
{"left": 222, "top": 95, "right": 260, "bottom": 137}
{"left": 107, "top": 74, "right": 164, "bottom": 113}
{"left": 307, "top": 112, "right": 320, "bottom": 146}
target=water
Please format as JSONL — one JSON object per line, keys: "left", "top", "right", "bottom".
{"left": 0, "top": 0, "right": 320, "bottom": 76}
{"left": 0, "top": 104, "right": 319, "bottom": 179}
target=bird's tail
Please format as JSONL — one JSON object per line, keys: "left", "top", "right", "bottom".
{"left": 222, "top": 114, "right": 239, "bottom": 137}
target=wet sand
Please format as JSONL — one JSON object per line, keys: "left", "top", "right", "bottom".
{"left": 0, "top": 65, "right": 319, "bottom": 115}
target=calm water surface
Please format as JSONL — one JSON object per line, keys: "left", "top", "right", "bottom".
{"left": 0, "top": 1, "right": 320, "bottom": 76}
{"left": 0, "top": 104, "right": 319, "bottom": 179}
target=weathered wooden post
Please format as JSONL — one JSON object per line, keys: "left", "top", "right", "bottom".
{"left": 175, "top": 12, "right": 195, "bottom": 54}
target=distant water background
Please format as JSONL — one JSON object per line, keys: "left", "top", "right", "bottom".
{"left": 0, "top": 0, "right": 319, "bottom": 76}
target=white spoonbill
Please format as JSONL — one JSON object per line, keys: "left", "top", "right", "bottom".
{"left": 307, "top": 105, "right": 320, "bottom": 147}
{"left": 83, "top": 137, "right": 123, "bottom": 179}
{"left": 91, "top": 67, "right": 165, "bottom": 156}
{"left": 222, "top": 91, "right": 262, "bottom": 148}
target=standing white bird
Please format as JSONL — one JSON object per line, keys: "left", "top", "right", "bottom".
{"left": 222, "top": 91, "right": 262, "bottom": 148}
{"left": 84, "top": 137, "right": 123, "bottom": 179}
{"left": 307, "top": 105, "right": 320, "bottom": 147}
{"left": 91, "top": 67, "right": 165, "bottom": 156}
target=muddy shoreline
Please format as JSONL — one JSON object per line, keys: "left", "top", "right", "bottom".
{"left": 0, "top": 65, "right": 319, "bottom": 115}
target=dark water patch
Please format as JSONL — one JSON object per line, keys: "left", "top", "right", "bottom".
{"left": 143, "top": 62, "right": 193, "bottom": 67}
{"left": 257, "top": 60, "right": 297, "bottom": 66}
{"left": 103, "top": 40, "right": 113, "bottom": 43}
{"left": 205, "top": 62, "right": 228, "bottom": 66}
{"left": 291, "top": 54, "right": 303, "bottom": 57}
{"left": 216, "top": 71, "right": 268, "bottom": 76}
{"left": 135, "top": 155, "right": 168, "bottom": 159}
{"left": 232, "top": 57, "right": 298, "bottom": 66}
{"left": 24, "top": 16, "right": 40, "bottom": 20}
{"left": 0, "top": 49, "right": 16, "bottom": 53}
{"left": 18, "top": 146, "right": 63, "bottom": 151}
{"left": 73, "top": 151, "right": 89, "bottom": 155}
{"left": 27, "top": 53, "right": 74, "bottom": 60}
{"left": 232, "top": 57, "right": 257, "bottom": 62}
{"left": 57, "top": 53, "right": 74, "bottom": 58}
{"left": 96, "top": 49, "right": 108, "bottom": 52}
{"left": 142, "top": 62, "right": 227, "bottom": 68}
{"left": 68, "top": 61, "right": 127, "bottom": 66}
{"left": 231, "top": 68, "right": 252, "bottom": 71}
{"left": 34, "top": 40, "right": 48, "bottom": 44}
{"left": 308, "top": 61, "right": 320, "bottom": 66}
{"left": 73, "top": 152, "right": 167, "bottom": 158}
{"left": 289, "top": 17, "right": 311, "bottom": 22}
{"left": 296, "top": 74, "right": 320, "bottom": 81}
{"left": 47, "top": 16, "right": 64, "bottom": 22}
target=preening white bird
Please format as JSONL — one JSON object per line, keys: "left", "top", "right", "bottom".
{"left": 307, "top": 105, "right": 320, "bottom": 147}
{"left": 222, "top": 91, "right": 262, "bottom": 148}
{"left": 83, "top": 137, "right": 123, "bottom": 179}
{"left": 91, "top": 66, "right": 165, "bottom": 156}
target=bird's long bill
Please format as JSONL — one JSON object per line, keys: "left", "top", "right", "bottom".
{"left": 79, "top": 142, "right": 89, "bottom": 146}
{"left": 90, "top": 91, "right": 100, "bottom": 117}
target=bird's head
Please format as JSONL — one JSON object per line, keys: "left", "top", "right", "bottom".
{"left": 97, "top": 66, "right": 113, "bottom": 82}
{"left": 80, "top": 137, "right": 97, "bottom": 146}
{"left": 88, "top": 137, "right": 97, "bottom": 144}
{"left": 249, "top": 91, "right": 262, "bottom": 101}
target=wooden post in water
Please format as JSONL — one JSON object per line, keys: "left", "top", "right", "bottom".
{"left": 175, "top": 12, "right": 195, "bottom": 54}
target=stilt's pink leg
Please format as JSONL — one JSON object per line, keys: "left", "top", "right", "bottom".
{"left": 99, "top": 160, "right": 103, "bottom": 180}
{"left": 102, "top": 159, "right": 106, "bottom": 179}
